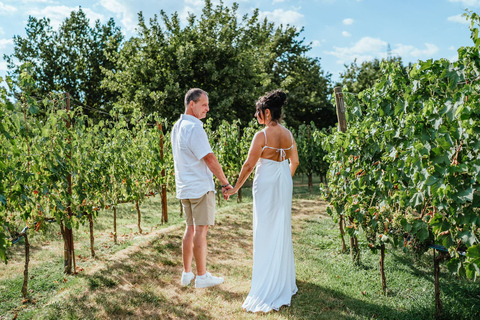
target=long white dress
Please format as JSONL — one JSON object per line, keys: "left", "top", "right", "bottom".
{"left": 242, "top": 155, "right": 298, "bottom": 313}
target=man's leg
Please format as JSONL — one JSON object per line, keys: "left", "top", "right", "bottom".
{"left": 193, "top": 225, "right": 209, "bottom": 276}
{"left": 182, "top": 225, "right": 194, "bottom": 273}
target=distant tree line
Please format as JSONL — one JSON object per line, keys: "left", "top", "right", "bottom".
{"left": 3, "top": 0, "right": 343, "bottom": 130}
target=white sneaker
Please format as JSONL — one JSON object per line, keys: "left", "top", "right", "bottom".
{"left": 194, "top": 272, "right": 224, "bottom": 288}
{"left": 181, "top": 271, "right": 195, "bottom": 286}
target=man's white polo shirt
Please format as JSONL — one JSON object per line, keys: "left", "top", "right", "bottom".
{"left": 171, "top": 114, "right": 215, "bottom": 199}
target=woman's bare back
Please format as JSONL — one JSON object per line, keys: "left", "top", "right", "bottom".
{"left": 260, "top": 125, "right": 294, "bottom": 162}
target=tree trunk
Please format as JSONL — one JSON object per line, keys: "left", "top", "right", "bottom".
{"left": 308, "top": 174, "right": 313, "bottom": 192}
{"left": 434, "top": 250, "right": 444, "bottom": 318}
{"left": 237, "top": 186, "right": 243, "bottom": 203}
{"left": 88, "top": 213, "right": 95, "bottom": 258}
{"left": 21, "top": 232, "right": 30, "bottom": 299}
{"left": 60, "top": 220, "right": 74, "bottom": 274}
{"left": 348, "top": 217, "right": 360, "bottom": 264}
{"left": 380, "top": 243, "right": 387, "bottom": 295}
{"left": 113, "top": 206, "right": 117, "bottom": 244}
{"left": 353, "top": 236, "right": 360, "bottom": 264}
{"left": 161, "top": 184, "right": 168, "bottom": 224}
{"left": 339, "top": 215, "right": 347, "bottom": 253}
{"left": 158, "top": 121, "right": 168, "bottom": 224}
{"left": 136, "top": 200, "right": 142, "bottom": 234}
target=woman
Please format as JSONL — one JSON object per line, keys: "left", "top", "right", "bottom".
{"left": 225, "top": 89, "right": 299, "bottom": 312}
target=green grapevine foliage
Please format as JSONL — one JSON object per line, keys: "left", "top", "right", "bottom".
{"left": 323, "top": 12, "right": 480, "bottom": 280}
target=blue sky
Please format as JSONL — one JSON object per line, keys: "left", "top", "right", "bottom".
{"left": 0, "top": 0, "right": 477, "bottom": 83}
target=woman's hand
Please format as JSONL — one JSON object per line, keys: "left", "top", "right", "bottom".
{"left": 224, "top": 186, "right": 238, "bottom": 196}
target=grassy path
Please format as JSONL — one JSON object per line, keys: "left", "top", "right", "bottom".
{"left": 1, "top": 183, "right": 479, "bottom": 319}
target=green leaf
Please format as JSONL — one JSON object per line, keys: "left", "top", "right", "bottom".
{"left": 447, "top": 257, "right": 462, "bottom": 274}
{"left": 425, "top": 175, "right": 440, "bottom": 186}
{"left": 430, "top": 214, "right": 450, "bottom": 232}
{"left": 417, "top": 227, "right": 429, "bottom": 242}
{"left": 456, "top": 187, "right": 474, "bottom": 203}
{"left": 458, "top": 230, "right": 477, "bottom": 247}
{"left": 465, "top": 262, "right": 478, "bottom": 280}
{"left": 411, "top": 192, "right": 425, "bottom": 207}
{"left": 466, "top": 244, "right": 480, "bottom": 259}
{"left": 401, "top": 218, "right": 412, "bottom": 232}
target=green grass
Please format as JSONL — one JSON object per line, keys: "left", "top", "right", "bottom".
{"left": 1, "top": 175, "right": 479, "bottom": 320}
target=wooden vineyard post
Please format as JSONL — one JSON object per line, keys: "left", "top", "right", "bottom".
{"left": 21, "top": 232, "right": 30, "bottom": 298}
{"left": 87, "top": 212, "right": 95, "bottom": 257}
{"left": 334, "top": 86, "right": 348, "bottom": 254}
{"left": 136, "top": 200, "right": 143, "bottom": 234}
{"left": 157, "top": 122, "right": 168, "bottom": 223}
{"left": 113, "top": 206, "right": 117, "bottom": 244}
{"left": 20, "top": 96, "right": 31, "bottom": 298}
{"left": 62, "top": 93, "right": 76, "bottom": 274}
{"left": 434, "top": 249, "right": 445, "bottom": 317}
{"left": 334, "top": 87, "right": 347, "bottom": 133}
{"left": 380, "top": 243, "right": 387, "bottom": 295}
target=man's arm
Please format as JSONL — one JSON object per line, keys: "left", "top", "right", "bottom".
{"left": 203, "top": 153, "right": 228, "bottom": 185}
{"left": 203, "top": 153, "right": 233, "bottom": 198}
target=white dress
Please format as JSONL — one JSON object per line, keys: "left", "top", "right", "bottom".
{"left": 242, "top": 130, "right": 297, "bottom": 313}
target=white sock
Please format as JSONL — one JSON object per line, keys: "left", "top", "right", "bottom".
{"left": 197, "top": 273, "right": 207, "bottom": 279}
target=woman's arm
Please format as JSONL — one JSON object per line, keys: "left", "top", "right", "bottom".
{"left": 225, "top": 132, "right": 264, "bottom": 195}
{"left": 289, "top": 138, "right": 299, "bottom": 177}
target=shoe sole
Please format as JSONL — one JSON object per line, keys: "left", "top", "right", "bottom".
{"left": 195, "top": 279, "right": 224, "bottom": 288}
{"left": 181, "top": 277, "right": 195, "bottom": 286}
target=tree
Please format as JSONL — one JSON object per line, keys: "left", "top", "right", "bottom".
{"left": 340, "top": 57, "right": 406, "bottom": 94}
{"left": 103, "top": 0, "right": 321, "bottom": 128}
{"left": 281, "top": 55, "right": 335, "bottom": 129}
{"left": 4, "top": 8, "right": 123, "bottom": 119}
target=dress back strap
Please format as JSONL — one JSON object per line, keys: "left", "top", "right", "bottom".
{"left": 261, "top": 129, "right": 267, "bottom": 151}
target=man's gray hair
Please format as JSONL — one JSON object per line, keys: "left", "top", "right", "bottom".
{"left": 184, "top": 88, "right": 208, "bottom": 109}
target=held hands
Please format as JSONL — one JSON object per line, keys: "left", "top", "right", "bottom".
{"left": 224, "top": 185, "right": 238, "bottom": 196}
{"left": 221, "top": 183, "right": 234, "bottom": 200}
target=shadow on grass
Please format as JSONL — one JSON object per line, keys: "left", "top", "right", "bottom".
{"left": 286, "top": 280, "right": 432, "bottom": 320}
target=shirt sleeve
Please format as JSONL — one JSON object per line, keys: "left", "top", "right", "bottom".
{"left": 189, "top": 125, "right": 213, "bottom": 160}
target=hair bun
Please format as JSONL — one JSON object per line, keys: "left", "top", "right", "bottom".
{"left": 268, "top": 89, "right": 287, "bottom": 106}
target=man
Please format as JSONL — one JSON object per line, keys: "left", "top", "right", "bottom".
{"left": 171, "top": 88, "right": 233, "bottom": 288}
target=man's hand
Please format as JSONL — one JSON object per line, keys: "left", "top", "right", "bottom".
{"left": 222, "top": 184, "right": 234, "bottom": 200}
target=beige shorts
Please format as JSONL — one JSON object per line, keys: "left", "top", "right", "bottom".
{"left": 181, "top": 191, "right": 215, "bottom": 226}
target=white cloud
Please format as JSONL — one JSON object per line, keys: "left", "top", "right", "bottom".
{"left": 393, "top": 43, "right": 439, "bottom": 58}
{"left": 448, "top": 0, "right": 480, "bottom": 6}
{"left": 342, "top": 31, "right": 351, "bottom": 37}
{"left": 449, "top": 46, "right": 456, "bottom": 50}
{"left": 324, "top": 36, "right": 388, "bottom": 64}
{"left": 343, "top": 18, "right": 354, "bottom": 25}
{"left": 272, "top": 0, "right": 287, "bottom": 3}
{"left": 100, "top": 0, "right": 137, "bottom": 32}
{"left": 28, "top": 6, "right": 106, "bottom": 29}
{"left": 0, "top": 1, "right": 17, "bottom": 14}
{"left": 325, "top": 36, "right": 440, "bottom": 66}
{"left": 0, "top": 38, "right": 13, "bottom": 49}
{"left": 0, "top": 61, "right": 8, "bottom": 72}
{"left": 447, "top": 14, "right": 469, "bottom": 24}
{"left": 312, "top": 40, "right": 321, "bottom": 47}
{"left": 185, "top": 0, "right": 204, "bottom": 6}
{"left": 20, "top": 0, "right": 55, "bottom": 3}
{"left": 258, "top": 9, "right": 305, "bottom": 27}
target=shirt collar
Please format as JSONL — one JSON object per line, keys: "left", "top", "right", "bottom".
{"left": 181, "top": 114, "right": 204, "bottom": 126}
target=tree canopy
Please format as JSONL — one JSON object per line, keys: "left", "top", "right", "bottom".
{"left": 4, "top": 8, "right": 123, "bottom": 119}
{"left": 4, "top": 1, "right": 334, "bottom": 129}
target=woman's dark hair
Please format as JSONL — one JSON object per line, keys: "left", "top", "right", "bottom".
{"left": 256, "top": 89, "right": 287, "bottom": 124}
